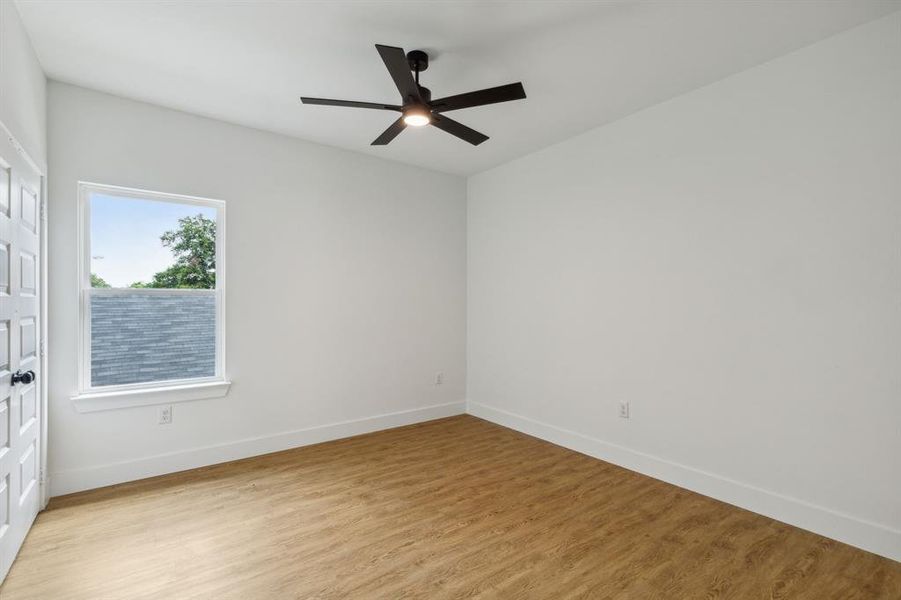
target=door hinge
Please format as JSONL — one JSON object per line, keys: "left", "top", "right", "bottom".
{"left": 40, "top": 201, "right": 47, "bottom": 222}
{"left": 40, "top": 340, "right": 46, "bottom": 357}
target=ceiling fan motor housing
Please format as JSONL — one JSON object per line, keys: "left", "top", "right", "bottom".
{"left": 407, "top": 49, "right": 429, "bottom": 72}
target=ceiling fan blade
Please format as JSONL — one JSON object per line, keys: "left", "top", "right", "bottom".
{"left": 300, "top": 97, "right": 401, "bottom": 111}
{"left": 375, "top": 44, "right": 422, "bottom": 103}
{"left": 431, "top": 82, "right": 526, "bottom": 113}
{"left": 430, "top": 115, "right": 488, "bottom": 146}
{"left": 371, "top": 117, "right": 407, "bottom": 145}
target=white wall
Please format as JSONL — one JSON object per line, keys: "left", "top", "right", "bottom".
{"left": 467, "top": 12, "right": 901, "bottom": 561}
{"left": 0, "top": 0, "right": 46, "bottom": 168}
{"left": 48, "top": 82, "right": 466, "bottom": 495}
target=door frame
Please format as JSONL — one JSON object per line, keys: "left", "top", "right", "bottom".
{"left": 0, "top": 120, "right": 49, "bottom": 510}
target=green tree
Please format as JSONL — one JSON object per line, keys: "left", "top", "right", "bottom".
{"left": 91, "top": 273, "right": 111, "bottom": 288}
{"left": 130, "top": 214, "right": 216, "bottom": 289}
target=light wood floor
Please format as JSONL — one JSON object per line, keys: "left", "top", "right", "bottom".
{"left": 1, "top": 416, "right": 898, "bottom": 599}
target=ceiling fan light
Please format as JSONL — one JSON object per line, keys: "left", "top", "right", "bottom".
{"left": 403, "top": 109, "right": 431, "bottom": 127}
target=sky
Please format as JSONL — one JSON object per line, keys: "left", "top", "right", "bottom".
{"left": 91, "top": 193, "right": 216, "bottom": 288}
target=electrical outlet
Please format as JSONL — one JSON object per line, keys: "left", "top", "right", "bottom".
{"left": 435, "top": 372, "right": 444, "bottom": 385}
{"left": 618, "top": 401, "right": 630, "bottom": 419}
{"left": 159, "top": 405, "right": 173, "bottom": 425}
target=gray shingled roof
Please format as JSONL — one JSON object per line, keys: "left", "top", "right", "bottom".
{"left": 91, "top": 292, "right": 216, "bottom": 387}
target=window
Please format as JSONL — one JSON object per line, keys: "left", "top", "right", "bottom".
{"left": 74, "top": 183, "right": 228, "bottom": 411}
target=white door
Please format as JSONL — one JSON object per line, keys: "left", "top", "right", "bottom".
{"left": 0, "top": 135, "right": 43, "bottom": 582}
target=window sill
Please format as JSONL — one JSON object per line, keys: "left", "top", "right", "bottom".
{"left": 71, "top": 380, "right": 231, "bottom": 413}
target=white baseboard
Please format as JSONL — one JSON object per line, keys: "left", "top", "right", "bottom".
{"left": 467, "top": 400, "right": 901, "bottom": 563}
{"left": 50, "top": 401, "right": 465, "bottom": 497}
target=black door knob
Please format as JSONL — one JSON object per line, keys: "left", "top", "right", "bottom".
{"left": 11, "top": 370, "right": 35, "bottom": 386}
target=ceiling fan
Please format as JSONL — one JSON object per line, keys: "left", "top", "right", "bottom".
{"left": 301, "top": 44, "right": 526, "bottom": 146}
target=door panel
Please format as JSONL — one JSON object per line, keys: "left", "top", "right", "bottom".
{"left": 0, "top": 138, "right": 43, "bottom": 583}
{"left": 0, "top": 400, "right": 8, "bottom": 455}
{"left": 0, "top": 322, "right": 8, "bottom": 372}
{"left": 19, "top": 319, "right": 35, "bottom": 362}
{"left": 0, "top": 245, "right": 9, "bottom": 294}
{"left": 0, "top": 476, "right": 8, "bottom": 536}
{"left": 19, "top": 385, "right": 36, "bottom": 434}
{"left": 17, "top": 442, "right": 36, "bottom": 504}
{"left": 0, "top": 167, "right": 8, "bottom": 216}
{"left": 19, "top": 252, "right": 35, "bottom": 296}
{"left": 19, "top": 188, "right": 37, "bottom": 235}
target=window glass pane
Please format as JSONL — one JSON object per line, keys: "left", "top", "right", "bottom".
{"left": 90, "top": 193, "right": 216, "bottom": 289}
{"left": 90, "top": 290, "right": 216, "bottom": 387}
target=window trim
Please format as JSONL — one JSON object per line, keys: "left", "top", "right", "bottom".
{"left": 72, "top": 182, "right": 228, "bottom": 410}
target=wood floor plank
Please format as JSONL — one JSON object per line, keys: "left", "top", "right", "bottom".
{"left": 1, "top": 415, "right": 898, "bottom": 599}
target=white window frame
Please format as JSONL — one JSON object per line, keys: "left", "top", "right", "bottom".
{"left": 71, "top": 182, "right": 229, "bottom": 412}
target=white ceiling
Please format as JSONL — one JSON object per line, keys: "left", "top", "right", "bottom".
{"left": 15, "top": 0, "right": 900, "bottom": 176}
